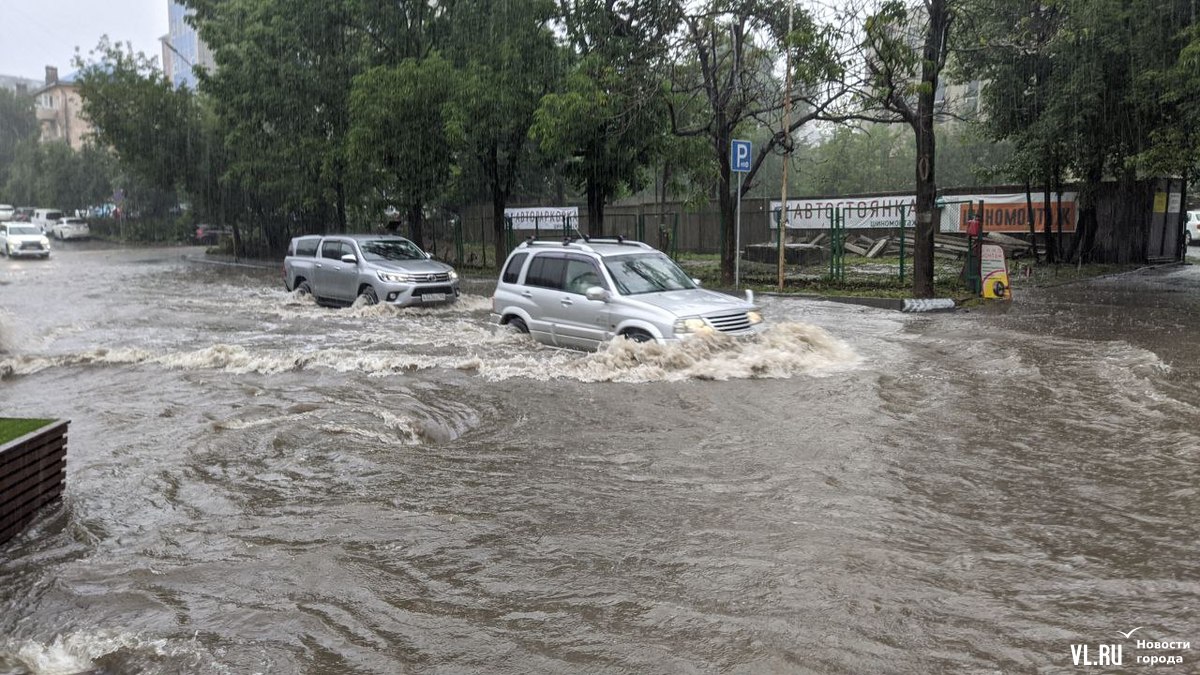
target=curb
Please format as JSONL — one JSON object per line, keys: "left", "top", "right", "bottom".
{"left": 754, "top": 291, "right": 959, "bottom": 313}
{"left": 184, "top": 254, "right": 278, "bottom": 270}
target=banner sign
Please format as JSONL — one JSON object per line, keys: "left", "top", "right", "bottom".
{"left": 770, "top": 192, "right": 1077, "bottom": 233}
{"left": 505, "top": 206, "right": 579, "bottom": 231}
{"left": 980, "top": 243, "right": 1011, "bottom": 300}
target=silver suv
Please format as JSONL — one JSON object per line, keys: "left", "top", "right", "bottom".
{"left": 284, "top": 234, "right": 459, "bottom": 307}
{"left": 491, "top": 238, "right": 764, "bottom": 350}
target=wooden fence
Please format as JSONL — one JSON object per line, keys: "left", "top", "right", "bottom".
{"left": 0, "top": 420, "right": 68, "bottom": 546}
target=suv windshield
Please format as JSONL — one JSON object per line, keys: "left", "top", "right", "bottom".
{"left": 360, "top": 239, "right": 425, "bottom": 262}
{"left": 603, "top": 253, "right": 696, "bottom": 295}
{"left": 7, "top": 226, "right": 40, "bottom": 236}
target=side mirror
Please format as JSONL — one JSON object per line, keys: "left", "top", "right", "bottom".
{"left": 692, "top": 278, "right": 702, "bottom": 287}
{"left": 585, "top": 286, "right": 609, "bottom": 302}
{"left": 425, "top": 251, "right": 433, "bottom": 259}
{"left": 340, "top": 253, "right": 357, "bottom": 264}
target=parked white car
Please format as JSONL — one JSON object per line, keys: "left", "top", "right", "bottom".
{"left": 0, "top": 223, "right": 51, "bottom": 258}
{"left": 0, "top": 204, "right": 14, "bottom": 221}
{"left": 50, "top": 217, "right": 90, "bottom": 240}
{"left": 1186, "top": 210, "right": 1199, "bottom": 247}
{"left": 31, "top": 208, "right": 64, "bottom": 233}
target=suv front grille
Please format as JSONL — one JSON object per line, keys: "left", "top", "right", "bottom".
{"left": 20, "top": 242, "right": 44, "bottom": 250}
{"left": 706, "top": 311, "right": 751, "bottom": 333}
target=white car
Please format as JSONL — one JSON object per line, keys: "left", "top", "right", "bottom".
{"left": 51, "top": 217, "right": 90, "bottom": 240}
{"left": 0, "top": 204, "right": 14, "bottom": 221}
{"left": 0, "top": 223, "right": 51, "bottom": 258}
{"left": 1186, "top": 210, "right": 1199, "bottom": 247}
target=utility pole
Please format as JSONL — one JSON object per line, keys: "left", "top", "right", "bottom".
{"left": 777, "top": 1, "right": 793, "bottom": 292}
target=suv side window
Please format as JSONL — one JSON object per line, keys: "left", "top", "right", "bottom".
{"left": 296, "top": 238, "right": 319, "bottom": 257}
{"left": 502, "top": 252, "right": 528, "bottom": 284}
{"left": 321, "top": 240, "right": 344, "bottom": 260}
{"left": 525, "top": 254, "right": 567, "bottom": 289}
{"left": 563, "top": 257, "right": 606, "bottom": 295}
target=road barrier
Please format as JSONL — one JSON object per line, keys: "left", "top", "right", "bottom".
{"left": 0, "top": 420, "right": 68, "bottom": 546}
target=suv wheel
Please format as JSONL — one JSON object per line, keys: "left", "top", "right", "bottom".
{"left": 620, "top": 329, "right": 653, "bottom": 343}
{"left": 506, "top": 316, "right": 528, "bottom": 334}
{"left": 358, "top": 286, "right": 379, "bottom": 305}
{"left": 295, "top": 280, "right": 311, "bottom": 296}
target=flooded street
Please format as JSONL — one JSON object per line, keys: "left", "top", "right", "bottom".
{"left": 1, "top": 245, "right": 1197, "bottom": 673}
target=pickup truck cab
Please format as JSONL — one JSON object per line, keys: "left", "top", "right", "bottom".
{"left": 284, "top": 234, "right": 459, "bottom": 307}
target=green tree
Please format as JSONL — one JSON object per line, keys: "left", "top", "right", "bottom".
{"left": 444, "top": 0, "right": 563, "bottom": 264}
{"left": 863, "top": 0, "right": 957, "bottom": 297}
{"left": 531, "top": 0, "right": 678, "bottom": 235}
{"left": 0, "top": 88, "right": 39, "bottom": 191}
{"left": 669, "top": 0, "right": 846, "bottom": 285}
{"left": 348, "top": 56, "right": 458, "bottom": 249}
{"left": 962, "top": 0, "right": 1197, "bottom": 263}
{"left": 188, "top": 0, "right": 361, "bottom": 235}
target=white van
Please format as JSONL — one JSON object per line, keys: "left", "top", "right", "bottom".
{"left": 1186, "top": 210, "right": 1199, "bottom": 247}
{"left": 31, "top": 208, "right": 65, "bottom": 233}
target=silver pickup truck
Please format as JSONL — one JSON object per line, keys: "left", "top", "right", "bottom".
{"left": 284, "top": 234, "right": 459, "bottom": 307}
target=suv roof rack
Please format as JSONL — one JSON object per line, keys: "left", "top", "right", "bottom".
{"left": 518, "top": 235, "right": 655, "bottom": 253}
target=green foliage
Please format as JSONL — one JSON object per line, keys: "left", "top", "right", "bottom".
{"left": 0, "top": 88, "right": 38, "bottom": 190}
{"left": 531, "top": 1, "right": 676, "bottom": 229}
{"left": 3, "top": 141, "right": 115, "bottom": 211}
{"left": 348, "top": 56, "right": 457, "bottom": 219}
{"left": 189, "top": 0, "right": 361, "bottom": 232}
{"left": 964, "top": 0, "right": 1198, "bottom": 184}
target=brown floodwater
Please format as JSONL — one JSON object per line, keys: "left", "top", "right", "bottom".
{"left": 1, "top": 244, "right": 1197, "bottom": 673}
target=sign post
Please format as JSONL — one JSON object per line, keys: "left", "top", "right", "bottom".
{"left": 731, "top": 139, "right": 751, "bottom": 288}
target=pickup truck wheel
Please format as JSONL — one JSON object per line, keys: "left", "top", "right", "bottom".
{"left": 507, "top": 317, "right": 528, "bottom": 334}
{"left": 358, "top": 286, "right": 379, "bottom": 305}
{"left": 295, "top": 280, "right": 311, "bottom": 296}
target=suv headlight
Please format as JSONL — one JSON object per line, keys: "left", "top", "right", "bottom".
{"left": 448, "top": 270, "right": 459, "bottom": 281}
{"left": 673, "top": 317, "right": 709, "bottom": 334}
{"left": 377, "top": 271, "right": 407, "bottom": 283}
{"left": 747, "top": 311, "right": 763, "bottom": 325}
{"left": 40, "top": 236, "right": 50, "bottom": 246}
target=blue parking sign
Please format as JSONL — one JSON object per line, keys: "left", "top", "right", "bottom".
{"left": 730, "top": 139, "right": 752, "bottom": 173}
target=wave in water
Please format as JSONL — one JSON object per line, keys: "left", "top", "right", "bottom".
{"left": 0, "top": 322, "right": 857, "bottom": 384}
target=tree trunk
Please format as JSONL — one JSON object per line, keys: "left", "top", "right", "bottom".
{"left": 910, "top": 0, "right": 949, "bottom": 299}
{"left": 408, "top": 204, "right": 424, "bottom": 250}
{"left": 586, "top": 179, "right": 603, "bottom": 237}
{"left": 1024, "top": 180, "right": 1040, "bottom": 263}
{"left": 335, "top": 179, "right": 347, "bottom": 234}
{"left": 715, "top": 132, "right": 737, "bottom": 286}
{"left": 492, "top": 192, "right": 508, "bottom": 268}
{"left": 1055, "top": 171, "right": 1065, "bottom": 261}
{"left": 912, "top": 120, "right": 936, "bottom": 298}
{"left": 1042, "top": 178, "right": 1056, "bottom": 263}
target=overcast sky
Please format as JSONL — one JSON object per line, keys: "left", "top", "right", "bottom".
{"left": 0, "top": 0, "right": 168, "bottom": 81}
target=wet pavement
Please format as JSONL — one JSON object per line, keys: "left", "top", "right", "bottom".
{"left": 1, "top": 243, "right": 1197, "bottom": 673}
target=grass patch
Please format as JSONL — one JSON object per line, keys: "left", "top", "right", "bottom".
{"left": 0, "top": 418, "right": 54, "bottom": 445}
{"left": 1006, "top": 261, "right": 1146, "bottom": 288}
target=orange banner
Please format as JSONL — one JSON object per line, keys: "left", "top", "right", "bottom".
{"left": 960, "top": 202, "right": 1076, "bottom": 233}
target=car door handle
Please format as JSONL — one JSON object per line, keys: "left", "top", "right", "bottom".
{"left": 521, "top": 291, "right": 533, "bottom": 298}
{"left": 560, "top": 298, "right": 573, "bottom": 306}
{"left": 315, "top": 263, "right": 323, "bottom": 268}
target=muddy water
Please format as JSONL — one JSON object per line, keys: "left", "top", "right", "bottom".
{"left": 1, "top": 245, "right": 1197, "bottom": 673}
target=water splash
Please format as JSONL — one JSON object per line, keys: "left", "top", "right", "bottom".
{"left": 0, "top": 322, "right": 857, "bottom": 384}
{"left": 564, "top": 321, "right": 859, "bottom": 383}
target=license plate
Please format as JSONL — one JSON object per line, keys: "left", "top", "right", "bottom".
{"left": 422, "top": 293, "right": 446, "bottom": 302}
